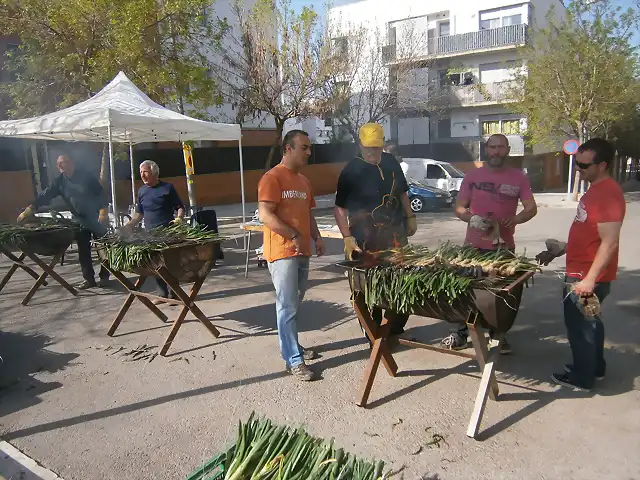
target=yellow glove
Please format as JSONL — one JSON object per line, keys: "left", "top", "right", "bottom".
{"left": 171, "top": 216, "right": 184, "bottom": 225}
{"left": 344, "top": 236, "right": 362, "bottom": 261}
{"left": 98, "top": 208, "right": 108, "bottom": 225}
{"left": 406, "top": 215, "right": 417, "bottom": 237}
{"left": 17, "top": 206, "right": 33, "bottom": 223}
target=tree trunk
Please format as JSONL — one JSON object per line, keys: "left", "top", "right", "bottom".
{"left": 265, "top": 122, "right": 284, "bottom": 171}
{"left": 572, "top": 131, "right": 586, "bottom": 201}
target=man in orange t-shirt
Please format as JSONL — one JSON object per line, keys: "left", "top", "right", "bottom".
{"left": 257, "top": 129, "right": 325, "bottom": 382}
{"left": 536, "top": 138, "right": 625, "bottom": 391}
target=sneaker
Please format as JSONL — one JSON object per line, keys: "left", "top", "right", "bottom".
{"left": 301, "top": 347, "right": 317, "bottom": 361}
{"left": 564, "top": 364, "right": 605, "bottom": 381}
{"left": 288, "top": 363, "right": 315, "bottom": 381}
{"left": 551, "top": 373, "right": 591, "bottom": 392}
{"left": 441, "top": 332, "right": 468, "bottom": 350}
{"left": 76, "top": 280, "right": 97, "bottom": 290}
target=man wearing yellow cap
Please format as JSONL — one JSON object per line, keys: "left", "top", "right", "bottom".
{"left": 334, "top": 122, "right": 417, "bottom": 339}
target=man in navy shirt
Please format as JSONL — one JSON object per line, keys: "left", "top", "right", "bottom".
{"left": 122, "top": 160, "right": 185, "bottom": 301}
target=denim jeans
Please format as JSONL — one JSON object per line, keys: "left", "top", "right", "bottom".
{"left": 268, "top": 256, "right": 310, "bottom": 368}
{"left": 563, "top": 276, "right": 611, "bottom": 389}
{"left": 75, "top": 228, "right": 110, "bottom": 283}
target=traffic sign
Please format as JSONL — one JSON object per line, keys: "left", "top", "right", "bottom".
{"left": 563, "top": 139, "right": 579, "bottom": 155}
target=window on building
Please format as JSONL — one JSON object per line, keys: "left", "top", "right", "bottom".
{"left": 481, "top": 120, "right": 501, "bottom": 136}
{"left": 481, "top": 118, "right": 521, "bottom": 136}
{"left": 502, "top": 14, "right": 522, "bottom": 26}
{"left": 439, "top": 21, "right": 450, "bottom": 36}
{"left": 3, "top": 44, "right": 20, "bottom": 83}
{"left": 333, "top": 37, "right": 348, "bottom": 57}
{"left": 502, "top": 119, "right": 520, "bottom": 135}
{"left": 438, "top": 118, "right": 451, "bottom": 138}
{"left": 480, "top": 18, "right": 500, "bottom": 30}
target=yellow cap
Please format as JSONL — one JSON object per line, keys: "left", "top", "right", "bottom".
{"left": 359, "top": 123, "right": 385, "bottom": 148}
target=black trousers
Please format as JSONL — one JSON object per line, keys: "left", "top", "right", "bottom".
{"left": 75, "top": 229, "right": 109, "bottom": 283}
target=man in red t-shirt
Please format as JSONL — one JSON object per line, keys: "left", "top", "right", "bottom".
{"left": 536, "top": 138, "right": 625, "bottom": 391}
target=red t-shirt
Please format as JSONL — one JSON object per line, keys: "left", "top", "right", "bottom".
{"left": 566, "top": 178, "right": 625, "bottom": 282}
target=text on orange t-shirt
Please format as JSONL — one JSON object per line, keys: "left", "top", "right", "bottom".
{"left": 257, "top": 164, "right": 316, "bottom": 262}
{"left": 566, "top": 177, "right": 625, "bottom": 282}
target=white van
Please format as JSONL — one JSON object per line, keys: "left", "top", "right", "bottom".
{"left": 401, "top": 158, "right": 465, "bottom": 196}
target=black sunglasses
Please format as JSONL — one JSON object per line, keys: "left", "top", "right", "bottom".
{"left": 575, "top": 160, "right": 601, "bottom": 169}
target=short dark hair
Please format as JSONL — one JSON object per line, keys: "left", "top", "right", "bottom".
{"left": 282, "top": 129, "right": 309, "bottom": 152}
{"left": 485, "top": 133, "right": 509, "bottom": 146}
{"left": 577, "top": 138, "right": 615, "bottom": 165}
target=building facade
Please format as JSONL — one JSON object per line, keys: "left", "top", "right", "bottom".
{"left": 329, "top": 0, "right": 563, "bottom": 162}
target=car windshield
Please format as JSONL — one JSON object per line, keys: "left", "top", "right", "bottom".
{"left": 441, "top": 163, "right": 465, "bottom": 178}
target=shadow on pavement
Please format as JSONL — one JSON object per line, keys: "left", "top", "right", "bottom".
{"left": 0, "top": 331, "right": 79, "bottom": 418}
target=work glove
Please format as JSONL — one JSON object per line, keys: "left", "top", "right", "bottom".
{"left": 469, "top": 215, "right": 492, "bottom": 231}
{"left": 171, "top": 216, "right": 184, "bottom": 225}
{"left": 343, "top": 236, "right": 362, "bottom": 261}
{"left": 98, "top": 209, "right": 109, "bottom": 225}
{"left": 406, "top": 215, "right": 417, "bottom": 237}
{"left": 17, "top": 206, "right": 33, "bottom": 224}
{"left": 535, "top": 238, "right": 567, "bottom": 266}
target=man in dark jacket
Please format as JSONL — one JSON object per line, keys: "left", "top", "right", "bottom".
{"left": 17, "top": 154, "right": 110, "bottom": 289}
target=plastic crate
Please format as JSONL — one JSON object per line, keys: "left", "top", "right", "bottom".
{"left": 185, "top": 450, "right": 228, "bottom": 480}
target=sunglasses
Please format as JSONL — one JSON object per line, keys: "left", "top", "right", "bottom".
{"left": 575, "top": 161, "right": 601, "bottom": 169}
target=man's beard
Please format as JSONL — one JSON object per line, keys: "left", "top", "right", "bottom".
{"left": 488, "top": 156, "right": 507, "bottom": 167}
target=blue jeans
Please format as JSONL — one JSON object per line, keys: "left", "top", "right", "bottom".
{"left": 268, "top": 256, "right": 310, "bottom": 368}
{"left": 563, "top": 276, "right": 611, "bottom": 389}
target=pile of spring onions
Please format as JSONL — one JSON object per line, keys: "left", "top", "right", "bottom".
{"left": 216, "top": 413, "right": 385, "bottom": 480}
{"left": 362, "top": 242, "right": 540, "bottom": 312}
{"left": 95, "top": 223, "right": 226, "bottom": 272}
{"left": 0, "top": 218, "right": 79, "bottom": 248}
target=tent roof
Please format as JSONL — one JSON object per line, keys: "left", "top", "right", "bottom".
{"left": 0, "top": 72, "right": 241, "bottom": 144}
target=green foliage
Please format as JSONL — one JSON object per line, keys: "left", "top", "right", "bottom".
{"left": 0, "top": 0, "right": 224, "bottom": 118}
{"left": 510, "top": 0, "right": 640, "bottom": 146}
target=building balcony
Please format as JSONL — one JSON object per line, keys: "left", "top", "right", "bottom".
{"left": 435, "top": 81, "right": 520, "bottom": 107}
{"left": 384, "top": 24, "right": 528, "bottom": 63}
{"left": 392, "top": 81, "right": 520, "bottom": 110}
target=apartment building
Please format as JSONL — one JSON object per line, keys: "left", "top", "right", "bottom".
{"left": 329, "top": 0, "right": 563, "bottom": 162}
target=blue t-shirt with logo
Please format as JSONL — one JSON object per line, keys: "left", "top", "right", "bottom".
{"left": 136, "top": 181, "right": 185, "bottom": 229}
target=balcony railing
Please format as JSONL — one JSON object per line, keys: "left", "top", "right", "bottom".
{"left": 394, "top": 81, "right": 520, "bottom": 109}
{"left": 438, "top": 81, "right": 519, "bottom": 106}
{"left": 385, "top": 24, "right": 528, "bottom": 62}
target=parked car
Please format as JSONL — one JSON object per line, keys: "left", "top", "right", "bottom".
{"left": 401, "top": 158, "right": 465, "bottom": 197}
{"left": 407, "top": 181, "right": 453, "bottom": 213}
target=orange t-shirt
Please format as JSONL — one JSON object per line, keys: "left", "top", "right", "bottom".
{"left": 257, "top": 164, "right": 316, "bottom": 262}
{"left": 566, "top": 177, "right": 626, "bottom": 282}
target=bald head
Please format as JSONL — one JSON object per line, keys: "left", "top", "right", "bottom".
{"left": 57, "top": 155, "right": 75, "bottom": 176}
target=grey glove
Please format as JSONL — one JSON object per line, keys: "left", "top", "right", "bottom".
{"left": 545, "top": 238, "right": 567, "bottom": 257}
{"left": 469, "top": 215, "right": 492, "bottom": 231}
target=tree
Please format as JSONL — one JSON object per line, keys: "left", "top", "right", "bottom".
{"left": 0, "top": 0, "right": 225, "bottom": 192}
{"left": 323, "top": 18, "right": 444, "bottom": 142}
{"left": 211, "top": 0, "right": 344, "bottom": 168}
{"left": 507, "top": 0, "right": 640, "bottom": 196}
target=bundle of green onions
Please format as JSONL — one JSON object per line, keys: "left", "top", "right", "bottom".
{"left": 95, "top": 223, "right": 226, "bottom": 272}
{"left": 216, "top": 413, "right": 385, "bottom": 480}
{"left": 0, "top": 218, "right": 79, "bottom": 248}
{"left": 360, "top": 242, "right": 540, "bottom": 312}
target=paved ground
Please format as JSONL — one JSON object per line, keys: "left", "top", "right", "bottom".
{"left": 1, "top": 202, "right": 639, "bottom": 480}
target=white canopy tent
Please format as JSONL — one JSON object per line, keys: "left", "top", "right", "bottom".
{"left": 0, "top": 71, "right": 246, "bottom": 225}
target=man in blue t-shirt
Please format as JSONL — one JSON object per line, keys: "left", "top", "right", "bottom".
{"left": 122, "top": 160, "right": 185, "bottom": 301}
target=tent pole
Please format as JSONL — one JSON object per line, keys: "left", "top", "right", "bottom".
{"left": 107, "top": 124, "right": 118, "bottom": 227}
{"left": 238, "top": 136, "right": 246, "bottom": 249}
{"left": 129, "top": 142, "right": 136, "bottom": 210}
